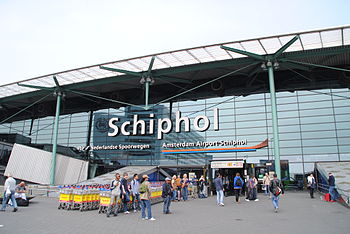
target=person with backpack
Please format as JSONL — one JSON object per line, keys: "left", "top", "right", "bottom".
{"left": 131, "top": 174, "right": 141, "bottom": 212}
{"left": 162, "top": 177, "right": 173, "bottom": 214}
{"left": 269, "top": 174, "right": 284, "bottom": 213}
{"left": 139, "top": 175, "right": 155, "bottom": 221}
{"left": 120, "top": 172, "right": 130, "bottom": 214}
{"left": 233, "top": 173, "right": 244, "bottom": 203}
{"left": 307, "top": 173, "right": 316, "bottom": 199}
{"left": 106, "top": 173, "right": 121, "bottom": 218}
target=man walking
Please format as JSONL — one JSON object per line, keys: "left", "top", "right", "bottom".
{"left": 162, "top": 177, "right": 173, "bottom": 214}
{"left": 328, "top": 172, "right": 336, "bottom": 202}
{"left": 214, "top": 173, "right": 224, "bottom": 206}
{"left": 121, "top": 172, "right": 130, "bottom": 214}
{"left": 269, "top": 174, "right": 284, "bottom": 213}
{"left": 0, "top": 173, "right": 18, "bottom": 212}
{"left": 307, "top": 173, "right": 316, "bottom": 199}
{"left": 131, "top": 174, "right": 140, "bottom": 212}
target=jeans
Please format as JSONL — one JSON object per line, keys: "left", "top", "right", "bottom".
{"left": 329, "top": 186, "right": 336, "bottom": 201}
{"left": 216, "top": 190, "right": 224, "bottom": 204}
{"left": 163, "top": 195, "right": 171, "bottom": 213}
{"left": 123, "top": 192, "right": 130, "bottom": 212}
{"left": 141, "top": 199, "right": 152, "bottom": 219}
{"left": 1, "top": 191, "right": 17, "bottom": 210}
{"left": 264, "top": 185, "right": 270, "bottom": 196}
{"left": 132, "top": 193, "right": 140, "bottom": 210}
{"left": 272, "top": 195, "right": 279, "bottom": 209}
{"left": 182, "top": 186, "right": 188, "bottom": 201}
{"left": 172, "top": 190, "right": 177, "bottom": 201}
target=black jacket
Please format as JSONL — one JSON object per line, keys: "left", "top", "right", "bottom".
{"left": 269, "top": 179, "right": 284, "bottom": 196}
{"left": 162, "top": 183, "right": 172, "bottom": 198}
{"left": 121, "top": 178, "right": 130, "bottom": 194}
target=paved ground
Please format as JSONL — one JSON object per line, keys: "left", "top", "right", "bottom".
{"left": 0, "top": 191, "right": 349, "bottom": 234}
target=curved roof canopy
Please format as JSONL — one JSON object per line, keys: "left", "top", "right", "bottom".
{"left": 1, "top": 25, "right": 350, "bottom": 122}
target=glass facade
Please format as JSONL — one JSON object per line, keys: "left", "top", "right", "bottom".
{"left": 1, "top": 88, "right": 349, "bottom": 176}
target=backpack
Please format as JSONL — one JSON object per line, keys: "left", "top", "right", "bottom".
{"left": 235, "top": 178, "right": 242, "bottom": 187}
{"left": 139, "top": 182, "right": 147, "bottom": 194}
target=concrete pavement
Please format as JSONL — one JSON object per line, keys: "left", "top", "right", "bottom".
{"left": 0, "top": 191, "right": 349, "bottom": 234}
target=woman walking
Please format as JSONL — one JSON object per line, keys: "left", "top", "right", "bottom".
{"left": 263, "top": 173, "right": 271, "bottom": 197}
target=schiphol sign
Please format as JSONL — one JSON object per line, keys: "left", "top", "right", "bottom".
{"left": 108, "top": 108, "right": 219, "bottom": 140}
{"left": 77, "top": 108, "right": 268, "bottom": 153}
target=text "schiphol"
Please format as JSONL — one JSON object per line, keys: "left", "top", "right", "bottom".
{"left": 108, "top": 108, "right": 219, "bottom": 139}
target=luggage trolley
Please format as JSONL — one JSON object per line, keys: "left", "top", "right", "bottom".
{"left": 72, "top": 186, "right": 84, "bottom": 211}
{"left": 98, "top": 188, "right": 111, "bottom": 214}
{"left": 58, "top": 186, "right": 73, "bottom": 210}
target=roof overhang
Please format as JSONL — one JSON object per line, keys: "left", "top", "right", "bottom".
{"left": 1, "top": 25, "right": 350, "bottom": 123}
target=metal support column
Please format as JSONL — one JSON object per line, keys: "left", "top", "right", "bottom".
{"left": 267, "top": 63, "right": 281, "bottom": 179}
{"left": 145, "top": 80, "right": 150, "bottom": 110}
{"left": 50, "top": 92, "right": 62, "bottom": 185}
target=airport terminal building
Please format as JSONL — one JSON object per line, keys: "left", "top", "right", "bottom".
{"left": 0, "top": 25, "right": 349, "bottom": 183}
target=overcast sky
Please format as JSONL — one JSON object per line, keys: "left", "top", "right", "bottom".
{"left": 0, "top": 0, "right": 349, "bottom": 86}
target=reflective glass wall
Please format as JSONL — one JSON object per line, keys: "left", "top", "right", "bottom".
{"left": 0, "top": 88, "right": 349, "bottom": 176}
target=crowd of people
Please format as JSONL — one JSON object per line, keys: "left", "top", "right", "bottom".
{"left": 1, "top": 171, "right": 338, "bottom": 217}
{"left": 106, "top": 172, "right": 208, "bottom": 221}
{"left": 215, "top": 172, "right": 284, "bottom": 212}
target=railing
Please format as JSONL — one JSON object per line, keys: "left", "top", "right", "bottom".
{"left": 0, "top": 185, "right": 60, "bottom": 198}
{"left": 317, "top": 183, "right": 350, "bottom": 207}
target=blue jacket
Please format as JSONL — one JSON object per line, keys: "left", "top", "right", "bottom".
{"left": 329, "top": 175, "right": 335, "bottom": 186}
{"left": 214, "top": 177, "right": 223, "bottom": 191}
{"left": 233, "top": 176, "right": 244, "bottom": 189}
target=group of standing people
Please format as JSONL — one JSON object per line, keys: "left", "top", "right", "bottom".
{"left": 107, "top": 172, "right": 155, "bottom": 220}
{"left": 107, "top": 172, "right": 206, "bottom": 221}
{"left": 170, "top": 174, "right": 207, "bottom": 201}
{"left": 214, "top": 172, "right": 284, "bottom": 212}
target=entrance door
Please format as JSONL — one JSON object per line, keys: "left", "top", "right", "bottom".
{"left": 216, "top": 168, "right": 245, "bottom": 196}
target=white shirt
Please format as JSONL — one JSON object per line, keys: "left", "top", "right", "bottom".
{"left": 307, "top": 176, "right": 315, "bottom": 185}
{"left": 4, "top": 177, "right": 16, "bottom": 192}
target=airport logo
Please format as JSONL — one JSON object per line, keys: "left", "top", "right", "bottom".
{"left": 108, "top": 108, "right": 219, "bottom": 139}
